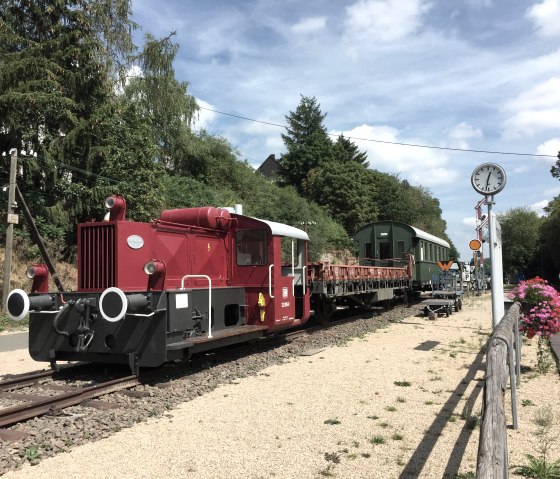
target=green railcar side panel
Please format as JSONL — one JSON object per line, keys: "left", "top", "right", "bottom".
{"left": 354, "top": 221, "right": 450, "bottom": 288}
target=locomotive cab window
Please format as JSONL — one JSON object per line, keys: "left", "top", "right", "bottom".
{"left": 281, "top": 236, "right": 302, "bottom": 267}
{"left": 236, "top": 229, "right": 267, "bottom": 265}
{"left": 280, "top": 236, "right": 307, "bottom": 286}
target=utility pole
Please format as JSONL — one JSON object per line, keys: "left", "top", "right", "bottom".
{"left": 2, "top": 149, "right": 18, "bottom": 311}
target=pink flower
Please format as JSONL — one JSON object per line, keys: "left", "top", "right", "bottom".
{"left": 510, "top": 277, "right": 560, "bottom": 339}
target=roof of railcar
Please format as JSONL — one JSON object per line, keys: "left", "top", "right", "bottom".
{"left": 410, "top": 226, "right": 450, "bottom": 249}
{"left": 355, "top": 221, "right": 450, "bottom": 249}
{"left": 233, "top": 214, "right": 309, "bottom": 241}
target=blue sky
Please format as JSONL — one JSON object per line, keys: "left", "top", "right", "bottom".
{"left": 131, "top": 0, "right": 560, "bottom": 261}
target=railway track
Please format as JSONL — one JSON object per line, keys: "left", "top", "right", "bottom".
{"left": 0, "top": 301, "right": 417, "bottom": 436}
{"left": 0, "top": 370, "right": 140, "bottom": 430}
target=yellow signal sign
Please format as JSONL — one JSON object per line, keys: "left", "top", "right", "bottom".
{"left": 469, "top": 239, "right": 482, "bottom": 251}
{"left": 437, "top": 260, "right": 454, "bottom": 271}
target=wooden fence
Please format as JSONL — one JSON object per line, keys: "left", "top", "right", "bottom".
{"left": 476, "top": 301, "right": 521, "bottom": 479}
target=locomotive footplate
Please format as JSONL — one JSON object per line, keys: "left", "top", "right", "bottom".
{"left": 421, "top": 299, "right": 455, "bottom": 320}
{"left": 187, "top": 324, "right": 268, "bottom": 354}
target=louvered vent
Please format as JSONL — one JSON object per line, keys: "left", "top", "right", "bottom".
{"left": 78, "top": 224, "right": 116, "bottom": 290}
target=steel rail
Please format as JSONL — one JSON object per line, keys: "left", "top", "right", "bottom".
{"left": 0, "top": 375, "right": 139, "bottom": 428}
{"left": 0, "top": 370, "right": 55, "bottom": 391}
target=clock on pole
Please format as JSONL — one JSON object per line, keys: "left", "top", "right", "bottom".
{"left": 471, "top": 163, "right": 507, "bottom": 195}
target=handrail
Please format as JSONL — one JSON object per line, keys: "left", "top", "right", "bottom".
{"left": 302, "top": 266, "right": 306, "bottom": 295}
{"left": 180, "top": 275, "right": 213, "bottom": 339}
{"left": 268, "top": 264, "right": 274, "bottom": 298}
{"left": 476, "top": 302, "right": 521, "bottom": 479}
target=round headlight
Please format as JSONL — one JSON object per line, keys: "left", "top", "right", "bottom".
{"left": 143, "top": 260, "right": 165, "bottom": 276}
{"left": 144, "top": 261, "right": 157, "bottom": 275}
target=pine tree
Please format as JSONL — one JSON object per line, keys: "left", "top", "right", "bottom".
{"left": 278, "top": 95, "right": 334, "bottom": 192}
{"left": 0, "top": 0, "right": 147, "bottom": 242}
{"left": 333, "top": 135, "right": 369, "bottom": 167}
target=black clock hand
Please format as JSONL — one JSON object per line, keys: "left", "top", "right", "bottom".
{"left": 486, "top": 172, "right": 491, "bottom": 189}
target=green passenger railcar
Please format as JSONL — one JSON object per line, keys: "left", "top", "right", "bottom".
{"left": 354, "top": 221, "right": 451, "bottom": 291}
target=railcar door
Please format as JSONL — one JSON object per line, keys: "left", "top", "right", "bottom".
{"left": 266, "top": 235, "right": 309, "bottom": 331}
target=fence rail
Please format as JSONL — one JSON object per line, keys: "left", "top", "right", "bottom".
{"left": 476, "top": 301, "right": 521, "bottom": 479}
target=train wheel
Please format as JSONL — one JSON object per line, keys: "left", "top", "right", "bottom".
{"left": 454, "top": 301, "right": 459, "bottom": 312}
{"left": 446, "top": 307, "right": 451, "bottom": 317}
{"left": 428, "top": 312, "right": 436, "bottom": 320}
{"left": 458, "top": 299, "right": 463, "bottom": 310}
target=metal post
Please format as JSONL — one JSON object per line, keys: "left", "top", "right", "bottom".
{"left": 2, "top": 149, "right": 17, "bottom": 311}
{"left": 487, "top": 196, "right": 505, "bottom": 327}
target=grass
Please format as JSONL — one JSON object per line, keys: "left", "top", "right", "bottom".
{"left": 369, "top": 435, "right": 386, "bottom": 445}
{"left": 366, "top": 415, "right": 379, "bottom": 420}
{"left": 392, "top": 433, "right": 404, "bottom": 441}
{"left": 385, "top": 406, "right": 397, "bottom": 412}
{"left": 394, "top": 380, "right": 412, "bottom": 387}
{"left": 0, "top": 312, "right": 28, "bottom": 333}
{"left": 324, "top": 418, "right": 341, "bottom": 425}
{"left": 23, "top": 446, "right": 39, "bottom": 464}
{"left": 396, "top": 396, "right": 406, "bottom": 403}
{"left": 324, "top": 452, "right": 340, "bottom": 464}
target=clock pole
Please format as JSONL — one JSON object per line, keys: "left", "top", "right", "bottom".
{"left": 471, "top": 163, "right": 507, "bottom": 328}
{"left": 485, "top": 195, "right": 505, "bottom": 327}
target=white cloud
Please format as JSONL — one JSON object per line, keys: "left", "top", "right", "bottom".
{"left": 505, "top": 78, "right": 560, "bottom": 111}
{"left": 534, "top": 138, "right": 560, "bottom": 164}
{"left": 192, "top": 98, "right": 217, "bottom": 131}
{"left": 447, "top": 122, "right": 482, "bottom": 149}
{"left": 502, "top": 78, "right": 560, "bottom": 138}
{"left": 527, "top": 0, "right": 560, "bottom": 37}
{"left": 343, "top": 0, "right": 431, "bottom": 44}
{"left": 529, "top": 199, "right": 550, "bottom": 215}
{"left": 291, "top": 16, "right": 327, "bottom": 34}
{"left": 331, "top": 124, "right": 455, "bottom": 187}
{"left": 462, "top": 216, "right": 477, "bottom": 226}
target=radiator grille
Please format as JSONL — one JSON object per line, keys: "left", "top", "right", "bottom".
{"left": 79, "top": 224, "right": 116, "bottom": 290}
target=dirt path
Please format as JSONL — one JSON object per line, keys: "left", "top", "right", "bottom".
{"left": 2, "top": 294, "right": 559, "bottom": 479}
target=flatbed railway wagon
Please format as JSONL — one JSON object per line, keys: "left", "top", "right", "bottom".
{"left": 6, "top": 196, "right": 414, "bottom": 374}
{"left": 354, "top": 221, "right": 451, "bottom": 292}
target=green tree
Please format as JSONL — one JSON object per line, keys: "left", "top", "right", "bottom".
{"left": 0, "top": 0, "right": 137, "bottom": 239}
{"left": 303, "top": 161, "right": 378, "bottom": 234}
{"left": 540, "top": 197, "right": 560, "bottom": 281}
{"left": 499, "top": 207, "right": 542, "bottom": 279}
{"left": 333, "top": 135, "right": 368, "bottom": 167}
{"left": 124, "top": 33, "right": 198, "bottom": 170}
{"left": 278, "top": 95, "right": 334, "bottom": 192}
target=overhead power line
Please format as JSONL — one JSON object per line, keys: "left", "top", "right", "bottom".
{"left": 199, "top": 106, "right": 558, "bottom": 159}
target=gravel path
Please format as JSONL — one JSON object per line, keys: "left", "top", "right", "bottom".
{"left": 1, "top": 294, "right": 559, "bottom": 478}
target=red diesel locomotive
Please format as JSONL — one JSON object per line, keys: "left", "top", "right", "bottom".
{"left": 6, "top": 196, "right": 413, "bottom": 374}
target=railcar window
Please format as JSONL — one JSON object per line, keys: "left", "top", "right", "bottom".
{"left": 364, "top": 242, "right": 373, "bottom": 260}
{"left": 281, "top": 236, "right": 301, "bottom": 266}
{"left": 397, "top": 240, "right": 405, "bottom": 258}
{"left": 379, "top": 242, "right": 390, "bottom": 260}
{"left": 236, "top": 230, "right": 267, "bottom": 265}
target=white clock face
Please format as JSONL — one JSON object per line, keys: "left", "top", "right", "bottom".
{"left": 471, "top": 163, "right": 506, "bottom": 195}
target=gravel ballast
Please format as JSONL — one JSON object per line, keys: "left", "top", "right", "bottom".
{"left": 1, "top": 294, "right": 559, "bottom": 478}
